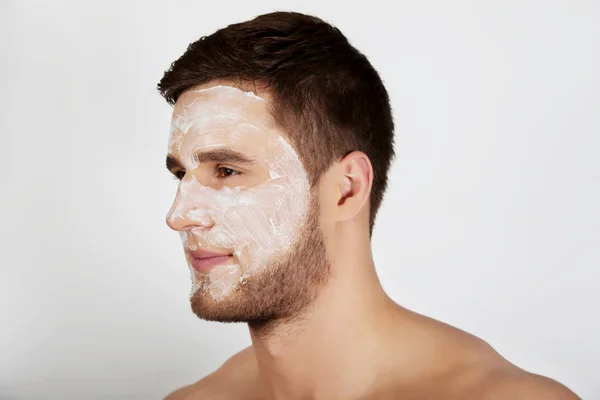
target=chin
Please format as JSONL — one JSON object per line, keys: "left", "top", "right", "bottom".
{"left": 189, "top": 282, "right": 275, "bottom": 323}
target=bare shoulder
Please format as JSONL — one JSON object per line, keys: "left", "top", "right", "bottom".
{"left": 445, "top": 328, "right": 581, "bottom": 399}
{"left": 163, "top": 346, "right": 262, "bottom": 400}
{"left": 401, "top": 311, "right": 579, "bottom": 399}
{"left": 476, "top": 368, "right": 581, "bottom": 400}
{"left": 440, "top": 334, "right": 580, "bottom": 400}
{"left": 450, "top": 334, "right": 580, "bottom": 399}
{"left": 436, "top": 344, "right": 580, "bottom": 400}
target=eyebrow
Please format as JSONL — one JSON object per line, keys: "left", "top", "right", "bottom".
{"left": 166, "top": 149, "right": 256, "bottom": 173}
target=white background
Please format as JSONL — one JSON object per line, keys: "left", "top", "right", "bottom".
{"left": 1, "top": 1, "right": 598, "bottom": 399}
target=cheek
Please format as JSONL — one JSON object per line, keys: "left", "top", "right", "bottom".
{"left": 229, "top": 187, "right": 295, "bottom": 245}
{"left": 225, "top": 179, "right": 308, "bottom": 267}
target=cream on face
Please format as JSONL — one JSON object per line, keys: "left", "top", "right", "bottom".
{"left": 166, "top": 85, "right": 310, "bottom": 302}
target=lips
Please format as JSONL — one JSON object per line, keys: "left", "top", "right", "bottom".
{"left": 187, "top": 248, "right": 233, "bottom": 273}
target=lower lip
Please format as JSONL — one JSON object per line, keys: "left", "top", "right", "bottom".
{"left": 190, "top": 255, "right": 233, "bottom": 273}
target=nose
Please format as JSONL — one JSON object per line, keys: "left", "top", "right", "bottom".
{"left": 166, "top": 173, "right": 217, "bottom": 232}
{"left": 165, "top": 203, "right": 214, "bottom": 232}
{"left": 166, "top": 210, "right": 214, "bottom": 231}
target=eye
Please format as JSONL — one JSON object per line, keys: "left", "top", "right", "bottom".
{"left": 216, "top": 166, "right": 241, "bottom": 179}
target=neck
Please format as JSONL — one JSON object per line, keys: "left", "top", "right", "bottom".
{"left": 248, "top": 236, "right": 399, "bottom": 400}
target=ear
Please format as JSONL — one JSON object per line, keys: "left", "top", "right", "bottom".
{"left": 335, "top": 151, "right": 373, "bottom": 222}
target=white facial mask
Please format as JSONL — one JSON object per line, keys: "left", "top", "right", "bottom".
{"left": 167, "top": 85, "right": 310, "bottom": 302}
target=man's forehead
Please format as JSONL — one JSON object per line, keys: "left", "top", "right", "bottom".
{"left": 169, "top": 84, "right": 284, "bottom": 143}
{"left": 168, "top": 84, "right": 285, "bottom": 154}
{"left": 173, "top": 84, "right": 267, "bottom": 115}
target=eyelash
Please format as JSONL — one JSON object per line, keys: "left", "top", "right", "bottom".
{"left": 172, "top": 166, "right": 241, "bottom": 181}
{"left": 172, "top": 171, "right": 185, "bottom": 180}
{"left": 216, "top": 166, "right": 241, "bottom": 179}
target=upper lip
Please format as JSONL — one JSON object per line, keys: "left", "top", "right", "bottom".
{"left": 187, "top": 248, "right": 233, "bottom": 259}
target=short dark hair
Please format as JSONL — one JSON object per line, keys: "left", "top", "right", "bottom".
{"left": 157, "top": 11, "right": 395, "bottom": 233}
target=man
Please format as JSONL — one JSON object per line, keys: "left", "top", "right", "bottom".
{"left": 158, "top": 11, "right": 579, "bottom": 400}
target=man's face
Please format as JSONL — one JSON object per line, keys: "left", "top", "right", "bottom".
{"left": 166, "top": 84, "right": 329, "bottom": 323}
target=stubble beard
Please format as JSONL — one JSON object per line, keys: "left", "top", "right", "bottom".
{"left": 189, "top": 195, "right": 331, "bottom": 333}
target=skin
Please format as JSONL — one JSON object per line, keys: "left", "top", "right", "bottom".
{"left": 166, "top": 83, "right": 328, "bottom": 326}
{"left": 164, "top": 81, "right": 580, "bottom": 400}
